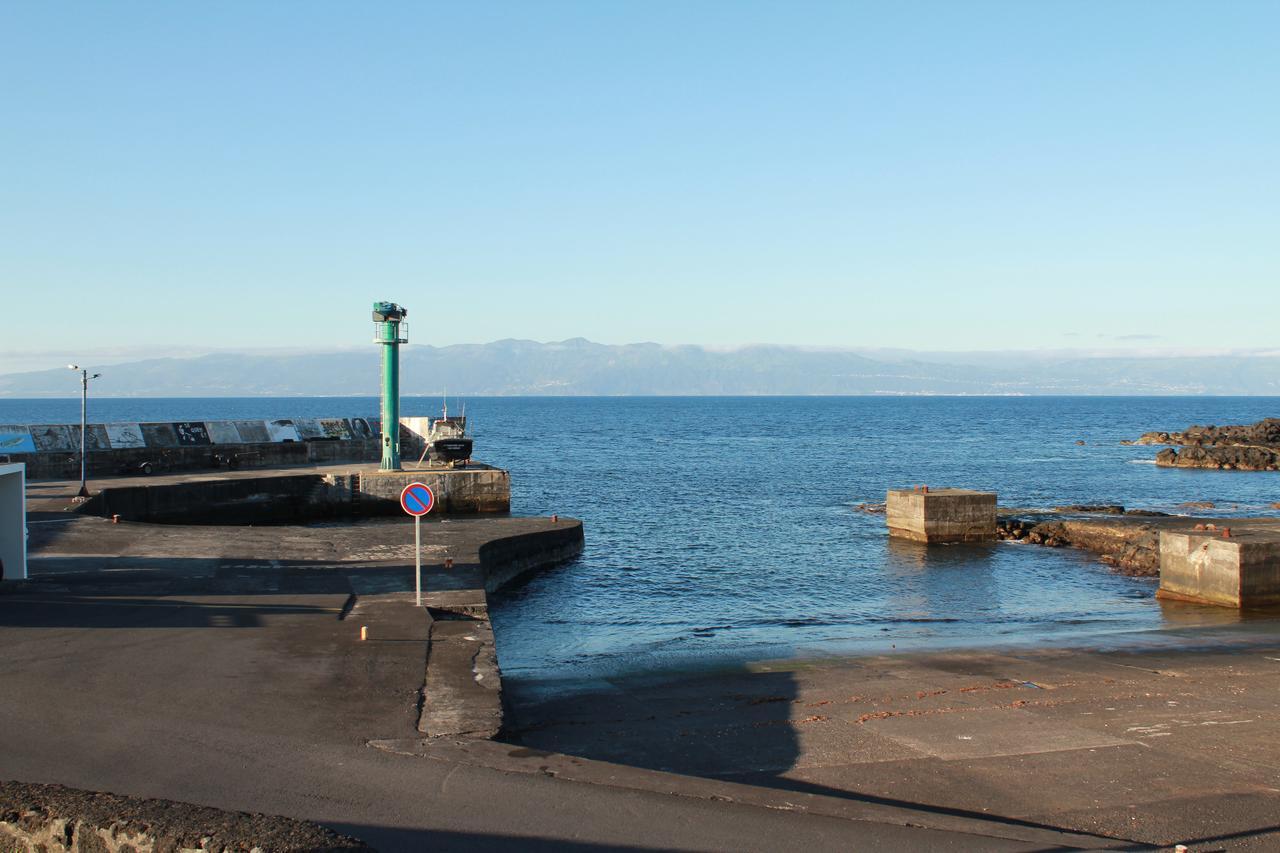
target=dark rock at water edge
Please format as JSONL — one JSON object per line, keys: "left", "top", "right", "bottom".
{"left": 1156, "top": 445, "right": 1280, "bottom": 472}
{"left": 1136, "top": 418, "right": 1280, "bottom": 448}
{"left": 996, "top": 514, "right": 1160, "bottom": 576}
{"left": 1053, "top": 504, "right": 1125, "bottom": 514}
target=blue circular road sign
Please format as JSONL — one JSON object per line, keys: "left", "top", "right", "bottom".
{"left": 400, "top": 482, "right": 435, "bottom": 517}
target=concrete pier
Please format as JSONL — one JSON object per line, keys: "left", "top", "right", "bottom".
{"left": 361, "top": 468, "right": 510, "bottom": 514}
{"left": 886, "top": 487, "right": 997, "bottom": 543}
{"left": 1159, "top": 527, "right": 1280, "bottom": 607}
{"left": 23, "top": 462, "right": 511, "bottom": 523}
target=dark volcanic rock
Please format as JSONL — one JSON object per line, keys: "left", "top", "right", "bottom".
{"left": 1139, "top": 419, "right": 1280, "bottom": 471}
{"left": 0, "top": 780, "right": 372, "bottom": 852}
{"left": 997, "top": 512, "right": 1162, "bottom": 575}
{"left": 1136, "top": 418, "right": 1280, "bottom": 448}
{"left": 1156, "top": 444, "right": 1280, "bottom": 472}
{"left": 1053, "top": 504, "right": 1125, "bottom": 514}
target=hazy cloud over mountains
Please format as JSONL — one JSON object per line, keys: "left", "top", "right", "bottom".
{"left": 2, "top": 339, "right": 1278, "bottom": 397}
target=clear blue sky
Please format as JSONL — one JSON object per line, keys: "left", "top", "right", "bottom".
{"left": 3, "top": 1, "right": 1277, "bottom": 373}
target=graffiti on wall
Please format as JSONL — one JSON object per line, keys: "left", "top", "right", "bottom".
{"left": 28, "top": 425, "right": 75, "bottom": 452}
{"left": 317, "top": 418, "right": 352, "bottom": 440}
{"left": 233, "top": 420, "right": 271, "bottom": 443}
{"left": 2, "top": 418, "right": 382, "bottom": 452}
{"left": 105, "top": 424, "right": 146, "bottom": 449}
{"left": 266, "top": 419, "right": 301, "bottom": 442}
{"left": 292, "top": 418, "right": 325, "bottom": 440}
{"left": 205, "top": 421, "right": 242, "bottom": 444}
{"left": 70, "top": 425, "right": 111, "bottom": 451}
{"left": 173, "top": 422, "right": 212, "bottom": 446}
{"left": 0, "top": 427, "right": 37, "bottom": 454}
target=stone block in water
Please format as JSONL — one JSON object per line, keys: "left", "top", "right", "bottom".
{"left": 886, "top": 488, "right": 997, "bottom": 544}
{"left": 1159, "top": 528, "right": 1280, "bottom": 608}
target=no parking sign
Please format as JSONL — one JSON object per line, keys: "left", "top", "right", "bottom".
{"left": 400, "top": 482, "right": 435, "bottom": 517}
{"left": 401, "top": 482, "right": 435, "bottom": 606}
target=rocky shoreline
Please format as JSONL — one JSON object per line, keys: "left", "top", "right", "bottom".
{"left": 1128, "top": 417, "right": 1280, "bottom": 471}
{"left": 861, "top": 500, "right": 1277, "bottom": 577}
{"left": 995, "top": 508, "right": 1168, "bottom": 575}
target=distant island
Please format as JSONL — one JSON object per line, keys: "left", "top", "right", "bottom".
{"left": 2, "top": 338, "right": 1279, "bottom": 397}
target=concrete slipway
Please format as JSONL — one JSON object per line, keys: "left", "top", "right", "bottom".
{"left": 4, "top": 470, "right": 1280, "bottom": 850}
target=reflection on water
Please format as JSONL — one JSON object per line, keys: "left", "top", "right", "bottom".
{"left": 881, "top": 539, "right": 1000, "bottom": 626}
{"left": 885, "top": 537, "right": 999, "bottom": 570}
{"left": 1154, "top": 597, "right": 1258, "bottom": 629}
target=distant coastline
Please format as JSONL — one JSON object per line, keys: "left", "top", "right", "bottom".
{"left": 3, "top": 339, "right": 1280, "bottom": 397}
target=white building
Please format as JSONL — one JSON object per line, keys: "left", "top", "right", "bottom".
{"left": 0, "top": 462, "right": 26, "bottom": 581}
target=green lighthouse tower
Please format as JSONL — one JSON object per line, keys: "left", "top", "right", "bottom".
{"left": 372, "top": 301, "right": 408, "bottom": 471}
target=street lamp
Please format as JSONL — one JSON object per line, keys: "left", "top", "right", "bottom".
{"left": 67, "top": 365, "right": 101, "bottom": 498}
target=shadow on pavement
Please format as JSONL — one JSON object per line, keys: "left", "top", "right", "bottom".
{"left": 0, "top": 592, "right": 347, "bottom": 630}
{"left": 501, "top": 663, "right": 1126, "bottom": 847}
{"left": 335, "top": 824, "right": 659, "bottom": 853}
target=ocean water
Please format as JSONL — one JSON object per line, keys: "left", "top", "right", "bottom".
{"left": 5, "top": 396, "right": 1280, "bottom": 683}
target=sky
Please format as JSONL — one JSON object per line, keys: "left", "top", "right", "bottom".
{"left": 2, "top": 1, "right": 1278, "bottom": 375}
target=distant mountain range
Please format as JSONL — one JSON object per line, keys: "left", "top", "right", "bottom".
{"left": 2, "top": 339, "right": 1279, "bottom": 397}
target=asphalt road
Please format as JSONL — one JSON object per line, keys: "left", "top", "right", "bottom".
{"left": 0, "top": 585, "right": 1105, "bottom": 852}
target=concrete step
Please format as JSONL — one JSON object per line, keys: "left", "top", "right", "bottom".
{"left": 420, "top": 617, "right": 502, "bottom": 738}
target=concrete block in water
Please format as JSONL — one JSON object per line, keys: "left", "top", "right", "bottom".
{"left": 1158, "top": 529, "right": 1280, "bottom": 607}
{"left": 886, "top": 488, "right": 996, "bottom": 544}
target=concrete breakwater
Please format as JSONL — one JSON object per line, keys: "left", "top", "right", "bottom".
{"left": 865, "top": 499, "right": 1278, "bottom": 580}
{"left": 996, "top": 506, "right": 1280, "bottom": 605}
{"left": 0, "top": 416, "right": 446, "bottom": 479}
{"left": 1129, "top": 417, "right": 1280, "bottom": 471}
{"left": 995, "top": 509, "right": 1173, "bottom": 575}
{"left": 76, "top": 465, "right": 511, "bottom": 522}
{"left": 18, "top": 500, "right": 584, "bottom": 743}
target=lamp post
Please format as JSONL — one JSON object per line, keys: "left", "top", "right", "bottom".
{"left": 67, "top": 365, "right": 100, "bottom": 498}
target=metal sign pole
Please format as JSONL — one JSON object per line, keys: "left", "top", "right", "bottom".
{"left": 399, "top": 482, "right": 434, "bottom": 610}
{"left": 415, "top": 514, "right": 422, "bottom": 607}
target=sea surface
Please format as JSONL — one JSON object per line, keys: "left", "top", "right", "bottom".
{"left": 5, "top": 396, "right": 1280, "bottom": 685}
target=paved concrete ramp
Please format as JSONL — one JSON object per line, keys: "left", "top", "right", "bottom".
{"left": 863, "top": 707, "right": 1131, "bottom": 760}
{"left": 421, "top": 616, "right": 504, "bottom": 738}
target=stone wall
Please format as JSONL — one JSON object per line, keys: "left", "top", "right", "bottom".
{"left": 0, "top": 780, "right": 371, "bottom": 852}
{"left": 479, "top": 520, "right": 585, "bottom": 592}
{"left": 79, "top": 468, "right": 509, "bottom": 523}
{"left": 359, "top": 469, "right": 511, "bottom": 515}
{"left": 82, "top": 473, "right": 361, "bottom": 524}
{"left": 1, "top": 418, "right": 437, "bottom": 480}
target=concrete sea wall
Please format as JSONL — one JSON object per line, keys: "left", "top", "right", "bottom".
{"left": 0, "top": 417, "right": 438, "bottom": 479}
{"left": 480, "top": 520, "right": 586, "bottom": 592}
{"left": 360, "top": 469, "right": 510, "bottom": 515}
{"left": 81, "top": 467, "right": 511, "bottom": 523}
